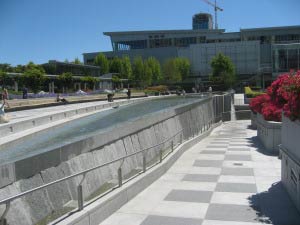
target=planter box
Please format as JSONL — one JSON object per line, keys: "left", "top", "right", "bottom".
{"left": 251, "top": 112, "right": 257, "bottom": 129}
{"left": 280, "top": 116, "right": 300, "bottom": 213}
{"left": 256, "top": 113, "right": 282, "bottom": 154}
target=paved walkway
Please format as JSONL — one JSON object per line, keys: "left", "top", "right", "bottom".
{"left": 100, "top": 121, "right": 300, "bottom": 225}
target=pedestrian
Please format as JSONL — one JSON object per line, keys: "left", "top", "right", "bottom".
{"left": 2, "top": 88, "right": 10, "bottom": 108}
{"left": 22, "top": 87, "right": 28, "bottom": 99}
{"left": 127, "top": 88, "right": 131, "bottom": 99}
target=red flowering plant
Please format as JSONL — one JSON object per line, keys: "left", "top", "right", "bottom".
{"left": 249, "top": 73, "right": 290, "bottom": 122}
{"left": 282, "top": 71, "right": 300, "bottom": 121}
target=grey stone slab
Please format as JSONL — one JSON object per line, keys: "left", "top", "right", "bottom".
{"left": 0, "top": 163, "right": 15, "bottom": 188}
{"left": 194, "top": 160, "right": 223, "bottom": 168}
{"left": 206, "top": 145, "right": 227, "bottom": 149}
{"left": 229, "top": 143, "right": 250, "bottom": 146}
{"left": 221, "top": 168, "right": 254, "bottom": 176}
{"left": 224, "top": 155, "right": 252, "bottom": 161}
{"left": 210, "top": 142, "right": 229, "bottom": 145}
{"left": 201, "top": 150, "right": 226, "bottom": 154}
{"left": 216, "top": 183, "right": 257, "bottom": 193}
{"left": 182, "top": 174, "right": 219, "bottom": 182}
{"left": 205, "top": 204, "right": 262, "bottom": 222}
{"left": 141, "top": 215, "right": 202, "bottom": 225}
{"left": 227, "top": 147, "right": 250, "bottom": 151}
{"left": 164, "top": 189, "right": 212, "bottom": 203}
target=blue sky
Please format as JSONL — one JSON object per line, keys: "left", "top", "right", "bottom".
{"left": 0, "top": 0, "right": 299, "bottom": 65}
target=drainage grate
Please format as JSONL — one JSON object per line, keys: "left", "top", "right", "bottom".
{"left": 233, "top": 163, "right": 243, "bottom": 166}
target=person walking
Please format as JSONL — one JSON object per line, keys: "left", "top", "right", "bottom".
{"left": 2, "top": 88, "right": 10, "bottom": 108}
{"left": 127, "top": 88, "right": 131, "bottom": 99}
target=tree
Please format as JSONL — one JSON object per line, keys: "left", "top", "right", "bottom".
{"left": 0, "top": 64, "right": 13, "bottom": 72}
{"left": 73, "top": 57, "right": 82, "bottom": 64}
{"left": 121, "top": 56, "right": 132, "bottom": 79}
{"left": 143, "top": 62, "right": 153, "bottom": 87}
{"left": 0, "top": 70, "right": 13, "bottom": 87}
{"left": 109, "top": 57, "right": 123, "bottom": 74}
{"left": 132, "top": 57, "right": 144, "bottom": 88}
{"left": 22, "top": 62, "right": 46, "bottom": 93}
{"left": 58, "top": 72, "right": 73, "bottom": 93}
{"left": 163, "top": 59, "right": 181, "bottom": 83}
{"left": 175, "top": 58, "right": 191, "bottom": 81}
{"left": 81, "top": 76, "right": 99, "bottom": 91}
{"left": 210, "top": 53, "right": 236, "bottom": 89}
{"left": 94, "top": 53, "right": 109, "bottom": 75}
{"left": 145, "top": 57, "right": 162, "bottom": 85}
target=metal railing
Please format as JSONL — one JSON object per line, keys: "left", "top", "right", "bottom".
{"left": 0, "top": 127, "right": 195, "bottom": 224}
{"left": 0, "top": 116, "right": 217, "bottom": 225}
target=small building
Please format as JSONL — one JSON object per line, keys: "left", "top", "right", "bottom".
{"left": 42, "top": 60, "right": 101, "bottom": 77}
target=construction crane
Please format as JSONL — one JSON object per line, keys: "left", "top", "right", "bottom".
{"left": 202, "top": 0, "right": 223, "bottom": 29}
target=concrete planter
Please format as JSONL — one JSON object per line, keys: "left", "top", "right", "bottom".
{"left": 281, "top": 116, "right": 300, "bottom": 213}
{"left": 251, "top": 112, "right": 257, "bottom": 129}
{"left": 256, "top": 113, "right": 282, "bottom": 154}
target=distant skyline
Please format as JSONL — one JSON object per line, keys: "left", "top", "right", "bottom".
{"left": 0, "top": 0, "right": 299, "bottom": 66}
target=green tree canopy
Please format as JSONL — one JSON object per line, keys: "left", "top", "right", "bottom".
{"left": 73, "top": 57, "right": 82, "bottom": 64}
{"left": 94, "top": 53, "right": 109, "bottom": 75}
{"left": 120, "top": 56, "right": 132, "bottom": 79}
{"left": 210, "top": 53, "right": 236, "bottom": 89}
{"left": 175, "top": 58, "right": 191, "bottom": 81}
{"left": 0, "top": 70, "right": 13, "bottom": 87}
{"left": 109, "top": 57, "right": 123, "bottom": 74}
{"left": 145, "top": 57, "right": 162, "bottom": 85}
{"left": 81, "top": 76, "right": 99, "bottom": 90}
{"left": 22, "top": 62, "right": 46, "bottom": 93}
{"left": 163, "top": 59, "right": 182, "bottom": 83}
{"left": 58, "top": 72, "right": 73, "bottom": 92}
{"left": 132, "top": 57, "right": 144, "bottom": 87}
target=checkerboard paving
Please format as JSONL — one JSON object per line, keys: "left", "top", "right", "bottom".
{"left": 100, "top": 121, "right": 300, "bottom": 225}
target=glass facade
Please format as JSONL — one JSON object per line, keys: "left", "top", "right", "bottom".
{"left": 273, "top": 44, "right": 300, "bottom": 72}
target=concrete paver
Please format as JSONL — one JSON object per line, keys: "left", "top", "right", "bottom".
{"left": 100, "top": 121, "right": 300, "bottom": 225}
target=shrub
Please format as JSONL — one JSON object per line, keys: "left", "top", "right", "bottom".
{"left": 250, "top": 71, "right": 300, "bottom": 122}
{"left": 244, "top": 86, "right": 264, "bottom": 98}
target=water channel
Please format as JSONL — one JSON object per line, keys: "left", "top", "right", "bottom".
{"left": 0, "top": 96, "right": 206, "bottom": 164}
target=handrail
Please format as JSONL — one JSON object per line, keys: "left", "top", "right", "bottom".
{"left": 0, "top": 99, "right": 222, "bottom": 224}
{"left": 0, "top": 129, "right": 183, "bottom": 205}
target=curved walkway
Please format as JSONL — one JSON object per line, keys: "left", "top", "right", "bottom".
{"left": 100, "top": 121, "right": 300, "bottom": 225}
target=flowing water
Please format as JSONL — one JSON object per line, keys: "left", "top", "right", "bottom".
{"left": 0, "top": 96, "right": 206, "bottom": 164}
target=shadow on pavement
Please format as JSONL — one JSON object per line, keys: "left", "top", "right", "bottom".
{"left": 248, "top": 182, "right": 300, "bottom": 225}
{"left": 247, "top": 136, "right": 278, "bottom": 156}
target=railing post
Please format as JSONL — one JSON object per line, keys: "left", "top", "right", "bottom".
{"left": 171, "top": 140, "right": 174, "bottom": 152}
{"left": 0, "top": 202, "right": 10, "bottom": 225}
{"left": 118, "top": 167, "right": 122, "bottom": 187}
{"left": 159, "top": 149, "right": 163, "bottom": 163}
{"left": 143, "top": 154, "right": 146, "bottom": 173}
{"left": 77, "top": 185, "right": 84, "bottom": 211}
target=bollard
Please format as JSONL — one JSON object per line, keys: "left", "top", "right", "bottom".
{"left": 171, "top": 140, "right": 174, "bottom": 152}
{"left": 143, "top": 154, "right": 146, "bottom": 173}
{"left": 77, "top": 185, "right": 84, "bottom": 211}
{"left": 118, "top": 168, "right": 122, "bottom": 187}
{"left": 180, "top": 133, "right": 183, "bottom": 144}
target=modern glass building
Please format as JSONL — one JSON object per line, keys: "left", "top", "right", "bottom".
{"left": 193, "top": 13, "right": 213, "bottom": 30}
{"left": 83, "top": 14, "right": 300, "bottom": 81}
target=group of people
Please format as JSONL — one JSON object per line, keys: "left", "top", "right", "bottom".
{"left": 107, "top": 88, "right": 131, "bottom": 102}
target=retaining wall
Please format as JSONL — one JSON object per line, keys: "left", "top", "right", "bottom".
{"left": 0, "top": 96, "right": 225, "bottom": 225}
